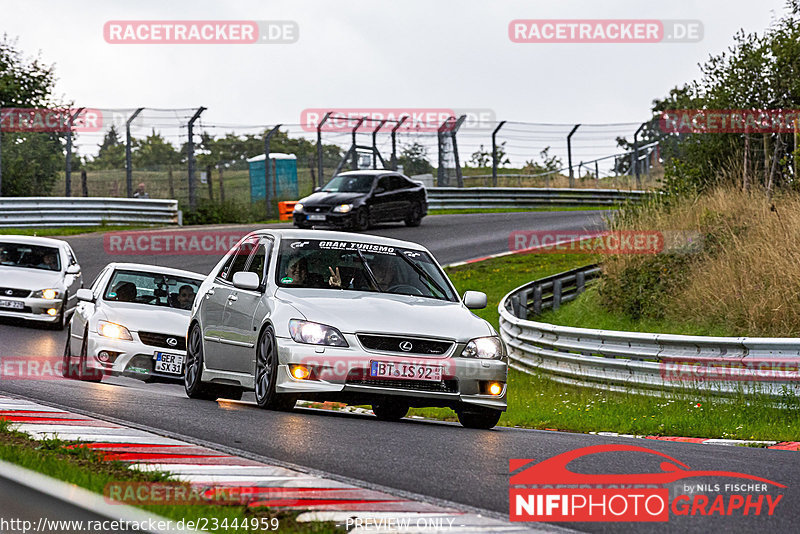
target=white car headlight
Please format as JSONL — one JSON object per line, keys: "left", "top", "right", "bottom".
{"left": 293, "top": 203, "right": 304, "bottom": 212}
{"left": 97, "top": 320, "right": 133, "bottom": 341}
{"left": 289, "top": 319, "right": 348, "bottom": 347}
{"left": 461, "top": 336, "right": 504, "bottom": 359}
{"left": 332, "top": 203, "right": 353, "bottom": 213}
{"left": 32, "top": 289, "right": 60, "bottom": 300}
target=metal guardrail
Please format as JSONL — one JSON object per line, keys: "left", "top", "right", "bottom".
{"left": 426, "top": 187, "right": 648, "bottom": 210}
{"left": 499, "top": 264, "right": 800, "bottom": 398}
{"left": 0, "top": 197, "right": 180, "bottom": 228}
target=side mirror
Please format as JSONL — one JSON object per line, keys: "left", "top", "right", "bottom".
{"left": 232, "top": 271, "right": 261, "bottom": 291}
{"left": 313, "top": 187, "right": 321, "bottom": 192}
{"left": 66, "top": 264, "right": 81, "bottom": 275}
{"left": 76, "top": 288, "right": 95, "bottom": 302}
{"left": 375, "top": 187, "right": 386, "bottom": 194}
{"left": 462, "top": 290, "right": 487, "bottom": 310}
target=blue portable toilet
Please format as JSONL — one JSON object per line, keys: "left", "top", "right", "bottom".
{"left": 247, "top": 153, "right": 299, "bottom": 200}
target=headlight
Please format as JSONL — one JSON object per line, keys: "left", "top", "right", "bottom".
{"left": 293, "top": 203, "right": 304, "bottom": 212}
{"left": 288, "top": 319, "right": 348, "bottom": 347}
{"left": 332, "top": 203, "right": 353, "bottom": 213}
{"left": 32, "top": 289, "right": 60, "bottom": 300}
{"left": 97, "top": 320, "right": 133, "bottom": 341}
{"left": 461, "top": 336, "right": 504, "bottom": 359}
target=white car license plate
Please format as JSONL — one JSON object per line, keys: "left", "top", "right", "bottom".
{"left": 370, "top": 360, "right": 443, "bottom": 382}
{"left": 154, "top": 352, "right": 184, "bottom": 375}
{"left": 307, "top": 214, "right": 326, "bottom": 221}
{"left": 0, "top": 300, "right": 23, "bottom": 310}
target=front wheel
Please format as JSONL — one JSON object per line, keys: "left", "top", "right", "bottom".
{"left": 404, "top": 202, "right": 423, "bottom": 227}
{"left": 457, "top": 408, "right": 502, "bottom": 429}
{"left": 184, "top": 324, "right": 219, "bottom": 400}
{"left": 255, "top": 326, "right": 296, "bottom": 411}
{"left": 353, "top": 207, "right": 370, "bottom": 231}
{"left": 372, "top": 401, "right": 409, "bottom": 421}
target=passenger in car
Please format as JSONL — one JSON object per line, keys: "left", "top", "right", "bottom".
{"left": 286, "top": 257, "right": 325, "bottom": 287}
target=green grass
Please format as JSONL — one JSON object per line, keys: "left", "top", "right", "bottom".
{"left": 538, "top": 285, "right": 735, "bottom": 337}
{"left": 407, "top": 255, "right": 800, "bottom": 441}
{"left": 0, "top": 225, "right": 159, "bottom": 237}
{"left": 0, "top": 421, "right": 339, "bottom": 533}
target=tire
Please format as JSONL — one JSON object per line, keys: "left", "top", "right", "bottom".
{"left": 371, "top": 401, "right": 409, "bottom": 421}
{"left": 254, "top": 326, "right": 296, "bottom": 411}
{"left": 48, "top": 298, "right": 67, "bottom": 331}
{"left": 62, "top": 324, "right": 78, "bottom": 379}
{"left": 76, "top": 325, "right": 103, "bottom": 382}
{"left": 184, "top": 323, "right": 219, "bottom": 400}
{"left": 457, "top": 408, "right": 502, "bottom": 429}
{"left": 404, "top": 202, "right": 423, "bottom": 227}
{"left": 353, "top": 207, "right": 370, "bottom": 231}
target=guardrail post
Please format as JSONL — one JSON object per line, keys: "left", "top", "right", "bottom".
{"left": 518, "top": 289, "right": 529, "bottom": 320}
{"left": 492, "top": 121, "right": 506, "bottom": 187}
{"left": 125, "top": 108, "right": 144, "bottom": 198}
{"left": 576, "top": 271, "right": 585, "bottom": 294}
{"left": 552, "top": 279, "right": 562, "bottom": 310}
{"left": 264, "top": 124, "right": 282, "bottom": 219}
{"left": 567, "top": 124, "right": 580, "bottom": 188}
{"left": 316, "top": 112, "right": 332, "bottom": 187}
{"left": 532, "top": 285, "right": 542, "bottom": 316}
{"left": 187, "top": 106, "right": 206, "bottom": 210}
{"left": 64, "top": 107, "right": 84, "bottom": 197}
{"left": 390, "top": 116, "right": 407, "bottom": 171}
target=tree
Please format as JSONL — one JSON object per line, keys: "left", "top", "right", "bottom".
{"left": 398, "top": 142, "right": 433, "bottom": 175}
{"left": 523, "top": 147, "right": 562, "bottom": 175}
{"left": 87, "top": 125, "right": 125, "bottom": 169}
{"left": 133, "top": 130, "right": 181, "bottom": 169}
{"left": 0, "top": 36, "right": 63, "bottom": 196}
{"left": 469, "top": 142, "right": 509, "bottom": 168}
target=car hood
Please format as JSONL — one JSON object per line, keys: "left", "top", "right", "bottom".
{"left": 275, "top": 288, "right": 494, "bottom": 341}
{"left": 301, "top": 191, "right": 367, "bottom": 206}
{"left": 0, "top": 266, "right": 63, "bottom": 290}
{"left": 100, "top": 302, "right": 191, "bottom": 335}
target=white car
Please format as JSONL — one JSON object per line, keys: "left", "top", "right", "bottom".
{"left": 0, "top": 235, "right": 83, "bottom": 329}
{"left": 63, "top": 263, "right": 205, "bottom": 382}
{"left": 185, "top": 229, "right": 508, "bottom": 429}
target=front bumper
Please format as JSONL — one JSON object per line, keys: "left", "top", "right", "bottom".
{"left": 0, "top": 297, "right": 64, "bottom": 323}
{"left": 274, "top": 336, "right": 508, "bottom": 411}
{"left": 83, "top": 331, "right": 186, "bottom": 382}
{"left": 293, "top": 210, "right": 354, "bottom": 228}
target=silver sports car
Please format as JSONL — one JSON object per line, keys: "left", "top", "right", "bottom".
{"left": 185, "top": 229, "right": 507, "bottom": 429}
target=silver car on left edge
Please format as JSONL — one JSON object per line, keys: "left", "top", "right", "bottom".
{"left": 0, "top": 235, "right": 83, "bottom": 330}
{"left": 185, "top": 229, "right": 508, "bottom": 429}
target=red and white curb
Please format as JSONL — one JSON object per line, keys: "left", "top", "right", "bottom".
{"left": 590, "top": 431, "right": 800, "bottom": 451}
{"left": 0, "top": 396, "right": 550, "bottom": 533}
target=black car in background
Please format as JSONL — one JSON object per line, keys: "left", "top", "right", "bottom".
{"left": 293, "top": 170, "right": 428, "bottom": 231}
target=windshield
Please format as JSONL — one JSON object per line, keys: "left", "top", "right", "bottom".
{"left": 0, "top": 243, "right": 61, "bottom": 272}
{"left": 103, "top": 269, "right": 203, "bottom": 310}
{"left": 321, "top": 175, "right": 374, "bottom": 193}
{"left": 276, "top": 239, "right": 457, "bottom": 302}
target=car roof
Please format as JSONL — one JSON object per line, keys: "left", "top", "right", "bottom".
{"left": 335, "top": 170, "right": 401, "bottom": 177}
{"left": 105, "top": 262, "right": 207, "bottom": 280}
{"left": 0, "top": 235, "right": 69, "bottom": 248}
{"left": 252, "top": 229, "right": 429, "bottom": 251}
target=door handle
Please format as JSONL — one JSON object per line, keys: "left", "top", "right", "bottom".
{"left": 227, "top": 294, "right": 238, "bottom": 302}
{"left": 206, "top": 289, "right": 215, "bottom": 298}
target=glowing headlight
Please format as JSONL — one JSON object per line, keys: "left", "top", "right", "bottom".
{"left": 293, "top": 203, "right": 304, "bottom": 212}
{"left": 288, "top": 319, "right": 348, "bottom": 347}
{"left": 332, "top": 204, "right": 353, "bottom": 213}
{"left": 32, "top": 289, "right": 60, "bottom": 300}
{"left": 97, "top": 320, "right": 133, "bottom": 341}
{"left": 461, "top": 336, "right": 504, "bottom": 359}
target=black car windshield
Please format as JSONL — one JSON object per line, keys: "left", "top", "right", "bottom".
{"left": 103, "top": 269, "right": 203, "bottom": 309}
{"left": 0, "top": 243, "right": 61, "bottom": 271}
{"left": 321, "top": 175, "right": 374, "bottom": 193}
{"left": 276, "top": 239, "right": 457, "bottom": 302}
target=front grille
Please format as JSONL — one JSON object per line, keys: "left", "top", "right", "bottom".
{"left": 0, "top": 287, "right": 30, "bottom": 298}
{"left": 347, "top": 377, "right": 459, "bottom": 394}
{"left": 306, "top": 205, "right": 331, "bottom": 213}
{"left": 358, "top": 334, "right": 453, "bottom": 355}
{"left": 138, "top": 331, "right": 186, "bottom": 351}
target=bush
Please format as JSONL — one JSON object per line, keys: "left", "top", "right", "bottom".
{"left": 181, "top": 199, "right": 277, "bottom": 225}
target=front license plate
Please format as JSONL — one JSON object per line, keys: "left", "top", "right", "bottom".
{"left": 370, "top": 360, "right": 443, "bottom": 382}
{"left": 307, "top": 214, "right": 326, "bottom": 221}
{"left": 154, "top": 352, "right": 184, "bottom": 375}
{"left": 0, "top": 300, "right": 24, "bottom": 310}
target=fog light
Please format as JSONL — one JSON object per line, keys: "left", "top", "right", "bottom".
{"left": 488, "top": 382, "right": 503, "bottom": 396}
{"left": 47, "top": 308, "right": 58, "bottom": 316}
{"left": 97, "top": 351, "right": 110, "bottom": 362}
{"left": 290, "top": 365, "right": 310, "bottom": 380}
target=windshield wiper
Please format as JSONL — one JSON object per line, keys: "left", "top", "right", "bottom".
{"left": 395, "top": 253, "right": 448, "bottom": 299}
{"left": 355, "top": 250, "right": 381, "bottom": 291}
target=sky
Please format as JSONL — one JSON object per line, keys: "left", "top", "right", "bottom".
{"left": 1, "top": 0, "right": 790, "bottom": 168}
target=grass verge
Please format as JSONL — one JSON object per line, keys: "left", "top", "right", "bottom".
{"left": 0, "top": 225, "right": 156, "bottom": 237}
{"left": 0, "top": 420, "right": 339, "bottom": 533}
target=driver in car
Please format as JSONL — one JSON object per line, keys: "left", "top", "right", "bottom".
{"left": 177, "top": 285, "right": 196, "bottom": 310}
{"left": 37, "top": 252, "right": 58, "bottom": 271}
